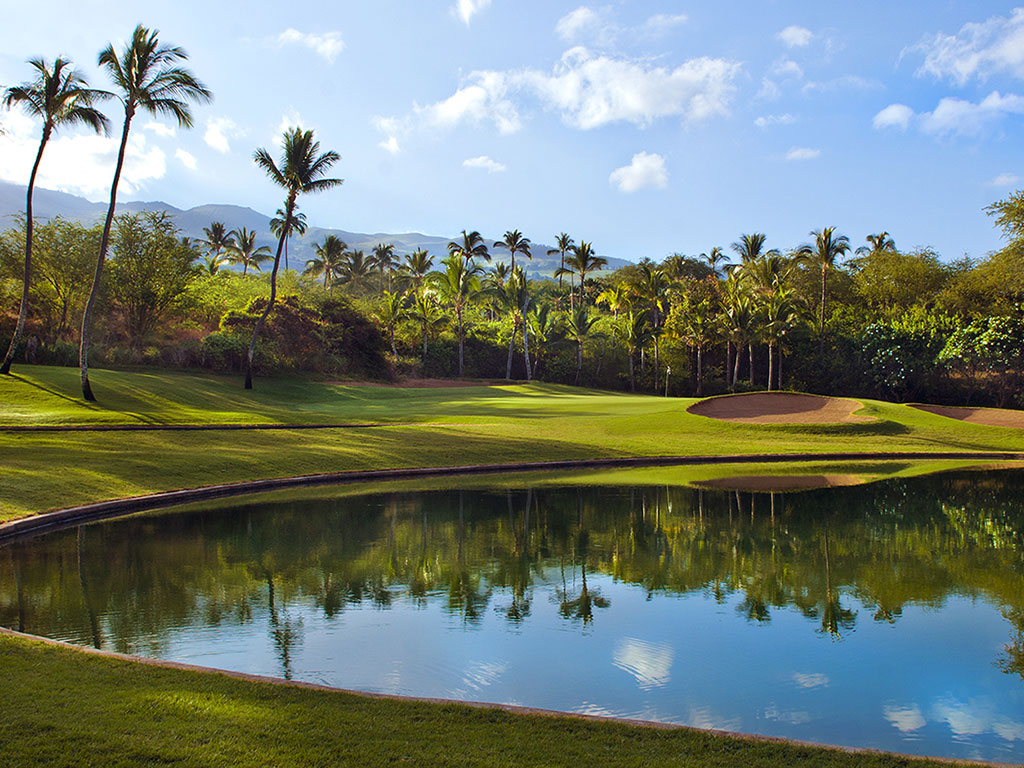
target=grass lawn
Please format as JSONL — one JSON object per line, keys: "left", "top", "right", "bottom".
{"left": 1, "top": 365, "right": 1020, "bottom": 767}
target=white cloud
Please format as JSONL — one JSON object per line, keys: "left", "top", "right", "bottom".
{"left": 278, "top": 28, "right": 344, "bottom": 63}
{"left": 378, "top": 135, "right": 400, "bottom": 155}
{"left": 453, "top": 0, "right": 491, "bottom": 26}
{"left": 757, "top": 77, "right": 781, "bottom": 101}
{"left": 204, "top": 116, "right": 245, "bottom": 154}
{"left": 802, "top": 75, "right": 881, "bottom": 94}
{"left": 792, "top": 672, "right": 829, "bottom": 689}
{"left": 921, "top": 90, "right": 1024, "bottom": 136}
{"left": 872, "top": 103, "right": 914, "bottom": 131}
{"left": 144, "top": 122, "right": 176, "bottom": 138}
{"left": 463, "top": 155, "right": 506, "bottom": 173}
{"left": 754, "top": 113, "right": 795, "bottom": 128}
{"left": 609, "top": 151, "right": 668, "bottom": 192}
{"left": 556, "top": 6, "right": 601, "bottom": 42}
{"left": 910, "top": 8, "right": 1024, "bottom": 85}
{"left": 786, "top": 147, "right": 821, "bottom": 161}
{"left": 987, "top": 172, "right": 1021, "bottom": 186}
{"left": 274, "top": 109, "right": 309, "bottom": 141}
{"left": 771, "top": 58, "right": 804, "bottom": 79}
{"left": 175, "top": 149, "right": 197, "bottom": 170}
{"left": 778, "top": 25, "right": 813, "bottom": 48}
{"left": 0, "top": 111, "right": 165, "bottom": 197}
{"left": 644, "top": 14, "right": 687, "bottom": 34}
{"left": 416, "top": 71, "right": 521, "bottom": 134}
{"left": 519, "top": 47, "right": 741, "bottom": 129}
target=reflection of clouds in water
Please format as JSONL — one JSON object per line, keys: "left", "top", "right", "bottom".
{"left": 381, "top": 664, "right": 403, "bottom": 694}
{"left": 459, "top": 660, "right": 508, "bottom": 692}
{"left": 687, "top": 706, "right": 742, "bottom": 732}
{"left": 573, "top": 701, "right": 618, "bottom": 718}
{"left": 765, "top": 704, "right": 811, "bottom": 725}
{"left": 613, "top": 637, "right": 673, "bottom": 690}
{"left": 883, "top": 704, "right": 926, "bottom": 733}
{"left": 792, "top": 672, "right": 829, "bottom": 689}
{"left": 878, "top": 696, "right": 1024, "bottom": 742}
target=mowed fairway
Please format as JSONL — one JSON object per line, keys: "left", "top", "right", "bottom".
{"left": 2, "top": 365, "right": 1024, "bottom": 522}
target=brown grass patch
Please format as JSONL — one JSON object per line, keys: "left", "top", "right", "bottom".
{"left": 688, "top": 393, "right": 873, "bottom": 424}
{"left": 910, "top": 403, "right": 1024, "bottom": 429}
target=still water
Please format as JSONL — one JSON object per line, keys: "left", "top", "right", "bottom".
{"left": 2, "top": 470, "right": 1023, "bottom": 762}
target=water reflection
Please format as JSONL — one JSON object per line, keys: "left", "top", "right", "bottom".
{"left": 1, "top": 470, "right": 1024, "bottom": 761}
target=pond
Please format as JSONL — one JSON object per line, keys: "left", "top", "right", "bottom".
{"left": 2, "top": 468, "right": 1023, "bottom": 763}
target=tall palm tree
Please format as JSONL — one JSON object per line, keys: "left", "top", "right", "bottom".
{"left": 340, "top": 249, "right": 371, "bottom": 289}
{"left": 499, "top": 268, "right": 531, "bottom": 380}
{"left": 269, "top": 208, "right": 307, "bottom": 271}
{"left": 547, "top": 232, "right": 574, "bottom": 289}
{"left": 408, "top": 288, "right": 447, "bottom": 361}
{"left": 763, "top": 286, "right": 797, "bottom": 391}
{"left": 79, "top": 25, "right": 211, "bottom": 400}
{"left": 493, "top": 229, "right": 532, "bottom": 274}
{"left": 565, "top": 240, "right": 607, "bottom": 308}
{"left": 400, "top": 248, "right": 434, "bottom": 291}
{"left": 448, "top": 230, "right": 490, "bottom": 264}
{"left": 617, "top": 311, "right": 652, "bottom": 392}
{"left": 199, "top": 221, "right": 232, "bottom": 271}
{"left": 730, "top": 233, "right": 771, "bottom": 266}
{"left": 374, "top": 290, "right": 407, "bottom": 357}
{"left": 675, "top": 296, "right": 717, "bottom": 396}
{"left": 1, "top": 58, "right": 109, "bottom": 375}
{"left": 370, "top": 242, "right": 397, "bottom": 292}
{"left": 855, "top": 231, "right": 896, "bottom": 256}
{"left": 225, "top": 227, "right": 272, "bottom": 275}
{"left": 803, "top": 227, "right": 850, "bottom": 353}
{"left": 564, "top": 307, "right": 599, "bottom": 385}
{"left": 304, "top": 234, "right": 347, "bottom": 289}
{"left": 701, "top": 246, "right": 730, "bottom": 278}
{"left": 435, "top": 254, "right": 483, "bottom": 376}
{"left": 247, "top": 127, "right": 342, "bottom": 389}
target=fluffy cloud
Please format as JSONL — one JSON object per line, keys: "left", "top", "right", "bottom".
{"left": 204, "top": 116, "right": 245, "bottom": 154}
{"left": 777, "top": 25, "right": 813, "bottom": 48}
{"left": 872, "top": 103, "right": 914, "bottom": 131}
{"left": 175, "top": 149, "right": 197, "bottom": 170}
{"left": 556, "top": 7, "right": 687, "bottom": 46}
{"left": 453, "top": 0, "right": 491, "bottom": 26}
{"left": 988, "top": 172, "right": 1021, "bottom": 186}
{"left": 921, "top": 91, "right": 1024, "bottom": 136}
{"left": 754, "top": 113, "right": 795, "bottom": 128}
{"left": 0, "top": 111, "right": 165, "bottom": 197}
{"left": 463, "top": 155, "right": 506, "bottom": 173}
{"left": 786, "top": 147, "right": 820, "bottom": 161}
{"left": 556, "top": 6, "right": 601, "bottom": 42}
{"left": 278, "top": 28, "right": 344, "bottom": 63}
{"left": 609, "top": 151, "right": 668, "bottom": 192}
{"left": 771, "top": 58, "right": 804, "bottom": 79}
{"left": 910, "top": 8, "right": 1024, "bottom": 85}
{"left": 416, "top": 71, "right": 521, "bottom": 134}
{"left": 144, "top": 122, "right": 176, "bottom": 138}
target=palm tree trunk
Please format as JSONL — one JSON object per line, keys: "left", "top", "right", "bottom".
{"left": 767, "top": 342, "right": 774, "bottom": 391}
{"left": 778, "top": 346, "right": 784, "bottom": 390}
{"left": 725, "top": 342, "right": 732, "bottom": 391}
{"left": 1, "top": 129, "right": 49, "bottom": 374}
{"left": 80, "top": 108, "right": 133, "bottom": 401}
{"left": 522, "top": 308, "right": 531, "bottom": 381}
{"left": 506, "top": 321, "right": 516, "bottom": 380}
{"left": 575, "top": 340, "right": 582, "bottom": 385}
{"left": 819, "top": 266, "right": 827, "bottom": 355}
{"left": 389, "top": 328, "right": 397, "bottom": 358}
{"left": 733, "top": 344, "right": 741, "bottom": 391}
{"left": 246, "top": 196, "right": 292, "bottom": 389}
{"left": 696, "top": 343, "right": 703, "bottom": 397}
{"left": 578, "top": 269, "right": 586, "bottom": 308}
{"left": 748, "top": 343, "right": 755, "bottom": 387}
{"left": 457, "top": 307, "right": 465, "bottom": 377}
{"left": 628, "top": 351, "right": 635, "bottom": 392}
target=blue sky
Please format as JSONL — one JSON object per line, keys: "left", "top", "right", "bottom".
{"left": 2, "top": 1, "right": 1023, "bottom": 262}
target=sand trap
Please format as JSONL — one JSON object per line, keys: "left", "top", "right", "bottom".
{"left": 695, "top": 474, "right": 865, "bottom": 492}
{"left": 688, "top": 392, "right": 872, "bottom": 424}
{"left": 910, "top": 403, "right": 1024, "bottom": 429}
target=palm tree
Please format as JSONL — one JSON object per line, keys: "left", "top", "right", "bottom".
{"left": 499, "top": 268, "right": 531, "bottom": 380}
{"left": 730, "top": 233, "right": 771, "bottom": 265}
{"left": 493, "top": 229, "right": 532, "bottom": 274}
{"left": 617, "top": 311, "right": 652, "bottom": 392}
{"left": 400, "top": 248, "right": 434, "bottom": 291}
{"left": 408, "top": 288, "right": 447, "bottom": 361}
{"left": 269, "top": 208, "right": 307, "bottom": 271}
{"left": 78, "top": 25, "right": 211, "bottom": 400}
{"left": 199, "top": 221, "right": 232, "bottom": 271}
{"left": 674, "top": 296, "right": 717, "bottom": 396}
{"left": 304, "top": 234, "right": 347, "bottom": 289}
{"left": 247, "top": 127, "right": 342, "bottom": 389}
{"left": 803, "top": 227, "right": 850, "bottom": 353}
{"left": 564, "top": 307, "right": 599, "bottom": 385}
{"left": 435, "top": 254, "right": 483, "bottom": 376}
{"left": 1, "top": 58, "right": 109, "bottom": 375}
{"left": 763, "top": 286, "right": 797, "bottom": 391}
{"left": 701, "top": 246, "right": 730, "bottom": 278}
{"left": 448, "top": 230, "right": 490, "bottom": 264}
{"left": 371, "top": 242, "right": 397, "bottom": 292}
{"left": 596, "top": 283, "right": 632, "bottom": 320}
{"left": 224, "top": 227, "right": 272, "bottom": 275}
{"left": 374, "top": 290, "right": 407, "bottom": 357}
{"left": 340, "top": 249, "right": 371, "bottom": 290}
{"left": 855, "top": 231, "right": 896, "bottom": 256}
{"left": 565, "top": 241, "right": 607, "bottom": 308}
{"left": 547, "top": 232, "right": 574, "bottom": 289}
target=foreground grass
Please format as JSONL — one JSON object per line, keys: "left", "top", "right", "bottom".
{"left": 2, "top": 366, "right": 1024, "bottom": 521}
{"left": 0, "top": 633, "right": 967, "bottom": 768}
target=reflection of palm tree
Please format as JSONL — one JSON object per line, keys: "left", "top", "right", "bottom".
{"left": 557, "top": 562, "right": 610, "bottom": 624}
{"left": 77, "top": 528, "right": 102, "bottom": 648}
{"left": 819, "top": 520, "right": 857, "bottom": 638}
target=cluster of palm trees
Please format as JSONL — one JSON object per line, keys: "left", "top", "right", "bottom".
{"left": 195, "top": 223, "right": 271, "bottom": 275}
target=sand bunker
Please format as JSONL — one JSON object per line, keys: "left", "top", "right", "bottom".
{"left": 911, "top": 403, "right": 1024, "bottom": 429}
{"left": 695, "top": 474, "right": 865, "bottom": 492}
{"left": 688, "top": 392, "right": 872, "bottom": 425}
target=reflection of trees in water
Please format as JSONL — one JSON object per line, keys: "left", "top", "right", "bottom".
{"left": 1, "top": 471, "right": 1024, "bottom": 671}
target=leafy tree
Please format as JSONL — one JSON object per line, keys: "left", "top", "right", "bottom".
{"left": 849, "top": 248, "right": 949, "bottom": 311}
{"left": 106, "top": 212, "right": 196, "bottom": 349}
{"left": 1, "top": 57, "right": 109, "bottom": 374}
{"left": 940, "top": 315, "right": 1024, "bottom": 407}
{"left": 859, "top": 308, "right": 954, "bottom": 401}
{"left": 247, "top": 127, "right": 341, "bottom": 389}
{"left": 79, "top": 24, "right": 211, "bottom": 400}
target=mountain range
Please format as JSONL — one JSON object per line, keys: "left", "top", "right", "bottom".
{"left": 0, "top": 180, "right": 632, "bottom": 276}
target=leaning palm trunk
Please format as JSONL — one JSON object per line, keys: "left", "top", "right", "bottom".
{"left": 245, "top": 199, "right": 291, "bottom": 390}
{"left": 725, "top": 342, "right": 733, "bottom": 391}
{"left": 695, "top": 343, "right": 703, "bottom": 397}
{"left": 80, "top": 113, "right": 132, "bottom": 400}
{"left": 733, "top": 345, "right": 741, "bottom": 391}
{"left": 748, "top": 343, "right": 755, "bottom": 387}
{"left": 0, "top": 132, "right": 48, "bottom": 374}
{"left": 767, "top": 342, "right": 774, "bottom": 392}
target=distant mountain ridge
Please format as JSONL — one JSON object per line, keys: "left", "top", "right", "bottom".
{"left": 0, "top": 180, "right": 632, "bottom": 276}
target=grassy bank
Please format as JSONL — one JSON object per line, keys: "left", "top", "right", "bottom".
{"left": 2, "top": 366, "right": 1023, "bottom": 521}
{"left": 0, "top": 632, "right": 970, "bottom": 768}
